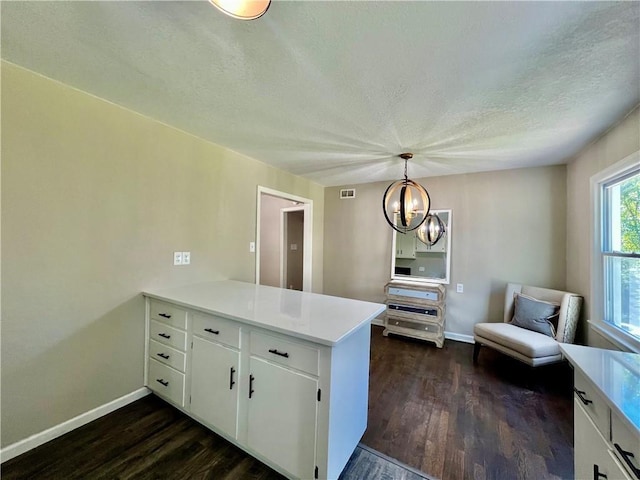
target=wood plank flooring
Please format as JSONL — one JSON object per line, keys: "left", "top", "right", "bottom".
{"left": 363, "top": 326, "right": 574, "bottom": 480}
{"left": 1, "top": 394, "right": 433, "bottom": 480}
{"left": 2, "top": 326, "right": 573, "bottom": 480}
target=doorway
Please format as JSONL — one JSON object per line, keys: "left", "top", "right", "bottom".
{"left": 256, "top": 187, "right": 313, "bottom": 292}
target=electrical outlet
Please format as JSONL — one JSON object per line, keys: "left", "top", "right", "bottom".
{"left": 182, "top": 252, "right": 191, "bottom": 265}
{"left": 456, "top": 283, "right": 464, "bottom": 293}
{"left": 173, "top": 251, "right": 183, "bottom": 265}
{"left": 249, "top": 242, "right": 255, "bottom": 253}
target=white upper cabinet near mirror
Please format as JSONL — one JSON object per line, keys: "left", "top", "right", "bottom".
{"left": 391, "top": 209, "right": 452, "bottom": 284}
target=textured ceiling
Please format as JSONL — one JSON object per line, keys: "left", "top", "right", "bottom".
{"left": 2, "top": 1, "right": 639, "bottom": 186}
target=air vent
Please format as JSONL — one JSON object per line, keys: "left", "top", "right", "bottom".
{"left": 340, "top": 189, "right": 356, "bottom": 199}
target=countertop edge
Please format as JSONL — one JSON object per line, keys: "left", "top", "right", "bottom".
{"left": 143, "top": 291, "right": 385, "bottom": 347}
{"left": 560, "top": 344, "right": 640, "bottom": 436}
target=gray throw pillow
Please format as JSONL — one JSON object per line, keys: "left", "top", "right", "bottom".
{"left": 510, "top": 293, "right": 559, "bottom": 337}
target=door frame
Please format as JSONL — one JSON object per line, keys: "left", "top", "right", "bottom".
{"left": 256, "top": 186, "right": 313, "bottom": 292}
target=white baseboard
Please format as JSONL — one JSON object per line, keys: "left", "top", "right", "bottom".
{"left": 445, "top": 331, "right": 475, "bottom": 344}
{"left": 0, "top": 387, "right": 151, "bottom": 463}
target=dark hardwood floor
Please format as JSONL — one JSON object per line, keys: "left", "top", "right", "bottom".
{"left": 363, "top": 326, "right": 574, "bottom": 480}
{"left": 2, "top": 326, "right": 573, "bottom": 480}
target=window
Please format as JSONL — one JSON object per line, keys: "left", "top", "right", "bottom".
{"left": 594, "top": 153, "right": 640, "bottom": 349}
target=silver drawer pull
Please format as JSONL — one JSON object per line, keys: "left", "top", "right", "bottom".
{"left": 156, "top": 378, "right": 169, "bottom": 387}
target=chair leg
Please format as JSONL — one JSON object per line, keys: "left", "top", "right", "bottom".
{"left": 473, "top": 342, "right": 481, "bottom": 364}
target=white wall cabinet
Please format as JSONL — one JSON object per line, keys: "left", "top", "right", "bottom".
{"left": 395, "top": 232, "right": 416, "bottom": 258}
{"left": 144, "top": 281, "right": 385, "bottom": 480}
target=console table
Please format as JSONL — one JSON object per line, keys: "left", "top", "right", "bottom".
{"left": 383, "top": 279, "right": 446, "bottom": 347}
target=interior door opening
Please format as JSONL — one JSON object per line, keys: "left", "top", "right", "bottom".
{"left": 256, "top": 187, "right": 313, "bottom": 292}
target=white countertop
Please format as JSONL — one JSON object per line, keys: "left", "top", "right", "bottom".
{"left": 144, "top": 280, "right": 386, "bottom": 346}
{"left": 560, "top": 344, "right": 640, "bottom": 435}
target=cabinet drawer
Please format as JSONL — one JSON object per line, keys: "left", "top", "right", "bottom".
{"left": 250, "top": 331, "right": 319, "bottom": 376}
{"left": 386, "top": 316, "right": 443, "bottom": 334}
{"left": 149, "top": 339, "right": 186, "bottom": 372}
{"left": 193, "top": 312, "right": 240, "bottom": 349}
{"left": 150, "top": 300, "right": 187, "bottom": 330}
{"left": 148, "top": 358, "right": 185, "bottom": 407}
{"left": 150, "top": 320, "right": 187, "bottom": 351}
{"left": 611, "top": 413, "right": 640, "bottom": 479}
{"left": 574, "top": 370, "right": 610, "bottom": 437}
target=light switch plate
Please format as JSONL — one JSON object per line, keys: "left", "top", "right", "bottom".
{"left": 182, "top": 252, "right": 191, "bottom": 265}
{"left": 456, "top": 283, "right": 464, "bottom": 293}
{"left": 249, "top": 242, "right": 255, "bottom": 253}
{"left": 173, "top": 251, "right": 183, "bottom": 265}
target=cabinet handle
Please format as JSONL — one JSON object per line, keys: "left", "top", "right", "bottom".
{"left": 594, "top": 464, "right": 607, "bottom": 479}
{"left": 158, "top": 313, "right": 172, "bottom": 319}
{"left": 229, "top": 367, "right": 236, "bottom": 390}
{"left": 574, "top": 388, "right": 593, "bottom": 405}
{"left": 204, "top": 328, "right": 220, "bottom": 335}
{"left": 614, "top": 443, "right": 640, "bottom": 479}
{"left": 156, "top": 378, "right": 169, "bottom": 387}
{"left": 268, "top": 348, "right": 289, "bottom": 358}
{"left": 158, "top": 333, "right": 171, "bottom": 339}
{"left": 156, "top": 353, "right": 170, "bottom": 359}
{"left": 249, "top": 374, "right": 255, "bottom": 399}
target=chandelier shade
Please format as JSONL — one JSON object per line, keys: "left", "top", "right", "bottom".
{"left": 417, "top": 213, "right": 446, "bottom": 246}
{"left": 382, "top": 153, "right": 431, "bottom": 234}
{"left": 209, "top": 0, "right": 271, "bottom": 20}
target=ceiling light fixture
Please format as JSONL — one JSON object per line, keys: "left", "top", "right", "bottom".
{"left": 417, "top": 213, "right": 446, "bottom": 246}
{"left": 209, "top": 0, "right": 271, "bottom": 20}
{"left": 382, "top": 153, "right": 431, "bottom": 234}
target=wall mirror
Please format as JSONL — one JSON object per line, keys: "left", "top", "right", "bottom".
{"left": 391, "top": 209, "right": 452, "bottom": 284}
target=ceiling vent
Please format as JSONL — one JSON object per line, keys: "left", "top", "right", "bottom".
{"left": 340, "top": 189, "right": 356, "bottom": 199}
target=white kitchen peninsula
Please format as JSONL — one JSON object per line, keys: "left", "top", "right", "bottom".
{"left": 143, "top": 280, "right": 385, "bottom": 480}
{"left": 561, "top": 344, "right": 640, "bottom": 480}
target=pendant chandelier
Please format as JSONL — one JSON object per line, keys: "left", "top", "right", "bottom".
{"left": 382, "top": 153, "right": 431, "bottom": 234}
{"left": 417, "top": 213, "right": 446, "bottom": 246}
{"left": 209, "top": 0, "right": 271, "bottom": 20}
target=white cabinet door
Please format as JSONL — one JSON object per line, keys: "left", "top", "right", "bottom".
{"left": 247, "top": 357, "right": 318, "bottom": 480}
{"left": 396, "top": 232, "right": 416, "bottom": 258}
{"left": 190, "top": 336, "right": 240, "bottom": 439}
{"left": 574, "top": 399, "right": 627, "bottom": 480}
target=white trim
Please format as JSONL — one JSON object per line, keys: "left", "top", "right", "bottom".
{"left": 0, "top": 388, "right": 151, "bottom": 463}
{"left": 589, "top": 320, "right": 640, "bottom": 354}
{"left": 445, "top": 331, "right": 475, "bottom": 344}
{"left": 589, "top": 150, "right": 640, "bottom": 350}
{"left": 256, "top": 186, "right": 313, "bottom": 292}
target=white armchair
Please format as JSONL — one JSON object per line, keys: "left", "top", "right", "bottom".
{"left": 473, "top": 283, "right": 583, "bottom": 367}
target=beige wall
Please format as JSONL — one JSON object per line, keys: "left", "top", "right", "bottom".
{"left": 324, "top": 165, "right": 567, "bottom": 338}
{"left": 0, "top": 63, "right": 324, "bottom": 447}
{"left": 566, "top": 106, "right": 640, "bottom": 346}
